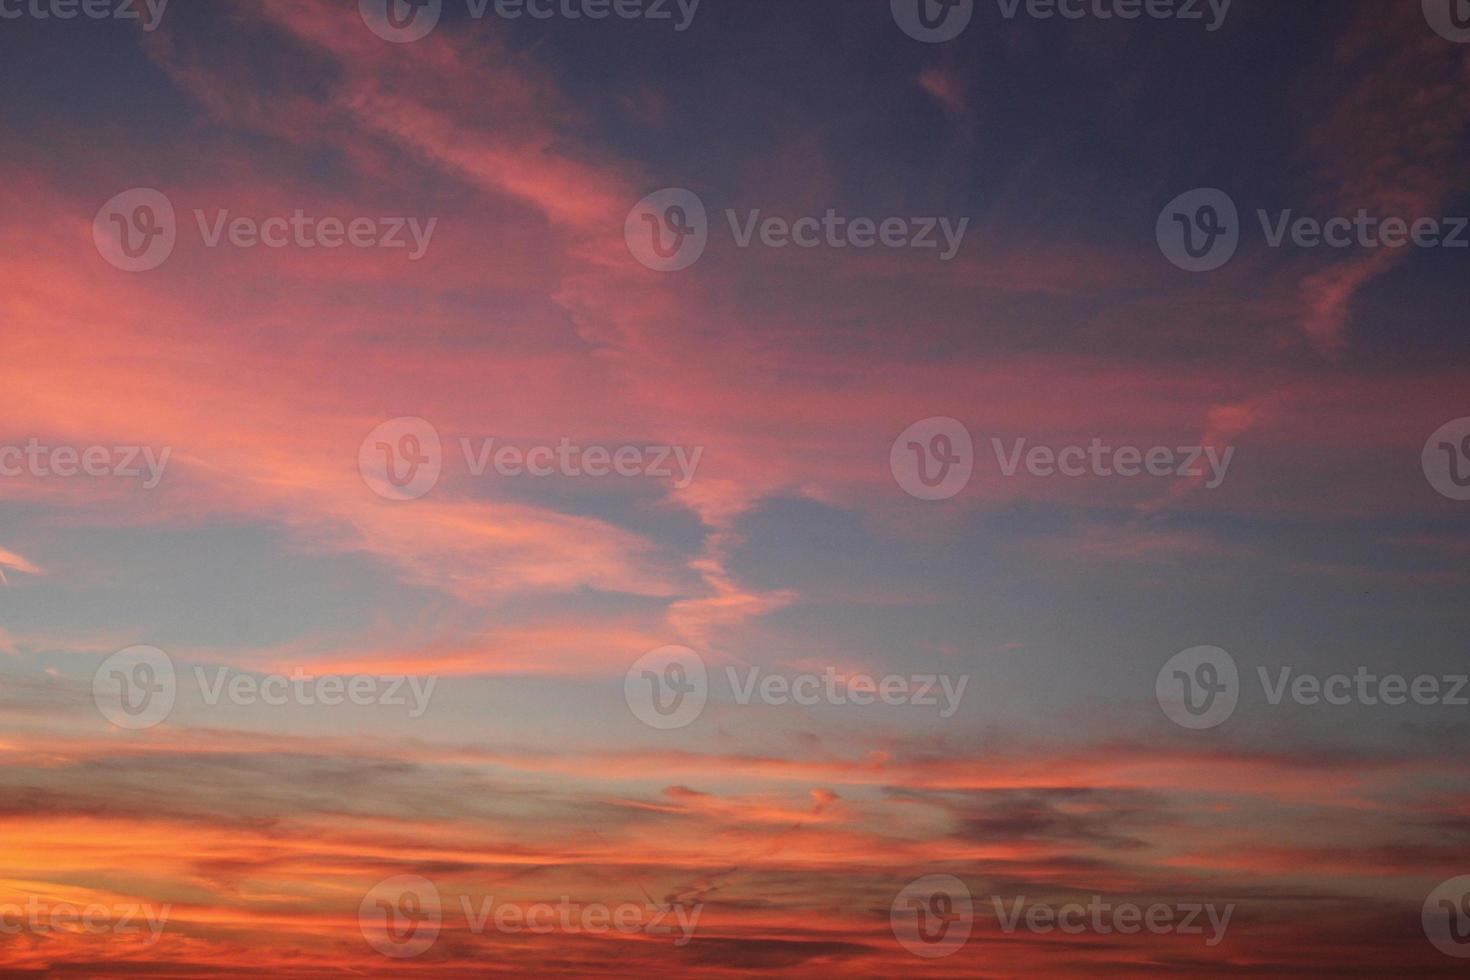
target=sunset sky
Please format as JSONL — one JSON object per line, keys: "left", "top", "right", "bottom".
{"left": 3, "top": 0, "right": 1470, "bottom": 975}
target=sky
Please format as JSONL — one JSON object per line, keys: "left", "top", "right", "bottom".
{"left": 2, "top": 0, "right": 1470, "bottom": 975}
